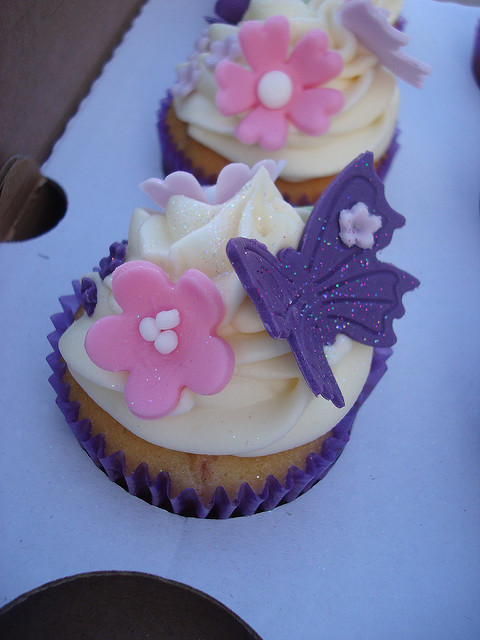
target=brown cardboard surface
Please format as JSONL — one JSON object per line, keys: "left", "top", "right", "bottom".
{"left": 0, "top": 571, "right": 263, "bottom": 639}
{"left": 0, "top": 0, "right": 146, "bottom": 168}
{"left": 0, "top": 156, "right": 66, "bottom": 241}
{"left": 0, "top": 0, "right": 146, "bottom": 240}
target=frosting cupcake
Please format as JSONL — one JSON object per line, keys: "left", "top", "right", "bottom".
{"left": 159, "top": 0, "right": 430, "bottom": 205}
{"left": 48, "top": 153, "right": 418, "bottom": 518}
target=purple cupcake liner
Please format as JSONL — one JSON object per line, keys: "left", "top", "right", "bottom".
{"left": 157, "top": 91, "right": 400, "bottom": 205}
{"left": 47, "top": 281, "right": 391, "bottom": 519}
{"left": 473, "top": 19, "right": 480, "bottom": 89}
{"left": 158, "top": 92, "right": 220, "bottom": 187}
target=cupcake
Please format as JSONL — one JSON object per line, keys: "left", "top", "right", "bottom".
{"left": 473, "top": 18, "right": 480, "bottom": 87}
{"left": 159, "top": 0, "right": 430, "bottom": 205}
{"left": 48, "top": 153, "right": 418, "bottom": 518}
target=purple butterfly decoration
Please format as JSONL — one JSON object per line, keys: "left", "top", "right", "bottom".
{"left": 226, "top": 152, "right": 419, "bottom": 408}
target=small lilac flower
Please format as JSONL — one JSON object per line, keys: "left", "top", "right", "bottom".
{"left": 339, "top": 202, "right": 382, "bottom": 249}
{"left": 172, "top": 60, "right": 200, "bottom": 97}
{"left": 206, "top": 35, "right": 240, "bottom": 69}
{"left": 190, "top": 29, "right": 210, "bottom": 58}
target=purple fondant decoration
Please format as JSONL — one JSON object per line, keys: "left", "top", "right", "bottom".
{"left": 75, "top": 242, "right": 129, "bottom": 316}
{"left": 226, "top": 152, "right": 419, "bottom": 408}
{"left": 80, "top": 277, "right": 97, "bottom": 316}
{"left": 47, "top": 277, "right": 392, "bottom": 517}
{"left": 98, "top": 241, "right": 128, "bottom": 280}
{"left": 339, "top": 0, "right": 431, "bottom": 88}
{"left": 213, "top": 0, "right": 250, "bottom": 24}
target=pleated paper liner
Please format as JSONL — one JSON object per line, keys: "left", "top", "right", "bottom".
{"left": 48, "top": 280, "right": 391, "bottom": 518}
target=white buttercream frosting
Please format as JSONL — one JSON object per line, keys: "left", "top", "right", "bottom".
{"left": 172, "top": 0, "right": 402, "bottom": 181}
{"left": 59, "top": 169, "right": 373, "bottom": 457}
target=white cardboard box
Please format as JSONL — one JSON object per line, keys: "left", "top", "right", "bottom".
{"left": 1, "top": 1, "right": 479, "bottom": 638}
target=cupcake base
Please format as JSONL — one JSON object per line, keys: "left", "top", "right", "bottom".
{"left": 48, "top": 281, "right": 392, "bottom": 519}
{"left": 158, "top": 92, "right": 400, "bottom": 207}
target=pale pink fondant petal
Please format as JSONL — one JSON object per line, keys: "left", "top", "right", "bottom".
{"left": 288, "top": 30, "right": 344, "bottom": 87}
{"left": 250, "top": 159, "right": 285, "bottom": 182}
{"left": 175, "top": 269, "right": 226, "bottom": 336}
{"left": 239, "top": 15, "right": 290, "bottom": 73}
{"left": 288, "top": 88, "right": 344, "bottom": 135}
{"left": 140, "top": 172, "right": 207, "bottom": 209}
{"left": 174, "top": 269, "right": 234, "bottom": 394}
{"left": 213, "top": 163, "right": 252, "bottom": 204}
{"left": 124, "top": 363, "right": 183, "bottom": 419}
{"left": 215, "top": 60, "right": 257, "bottom": 116}
{"left": 84, "top": 262, "right": 178, "bottom": 375}
{"left": 111, "top": 261, "right": 175, "bottom": 317}
{"left": 183, "top": 334, "right": 235, "bottom": 396}
{"left": 214, "top": 160, "right": 283, "bottom": 204}
{"left": 236, "top": 106, "right": 288, "bottom": 151}
{"left": 85, "top": 314, "right": 142, "bottom": 373}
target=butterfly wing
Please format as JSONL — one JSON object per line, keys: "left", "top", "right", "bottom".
{"left": 227, "top": 237, "right": 345, "bottom": 406}
{"left": 288, "top": 151, "right": 418, "bottom": 346}
{"left": 295, "top": 151, "right": 405, "bottom": 276}
{"left": 315, "top": 258, "right": 420, "bottom": 347}
{"left": 287, "top": 306, "right": 345, "bottom": 408}
{"left": 226, "top": 237, "right": 296, "bottom": 338}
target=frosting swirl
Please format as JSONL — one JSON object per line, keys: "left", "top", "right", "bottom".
{"left": 59, "top": 169, "right": 373, "bottom": 457}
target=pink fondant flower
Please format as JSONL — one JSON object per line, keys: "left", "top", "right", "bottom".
{"left": 85, "top": 261, "right": 234, "bottom": 419}
{"left": 215, "top": 14, "right": 344, "bottom": 151}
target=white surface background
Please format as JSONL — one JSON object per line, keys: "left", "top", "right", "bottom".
{"left": 1, "top": 1, "right": 479, "bottom": 638}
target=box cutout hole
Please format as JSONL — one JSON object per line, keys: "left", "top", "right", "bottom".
{"left": 0, "top": 156, "right": 67, "bottom": 241}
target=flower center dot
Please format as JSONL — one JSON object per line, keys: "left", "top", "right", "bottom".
{"left": 257, "top": 70, "right": 293, "bottom": 110}
{"left": 139, "top": 308, "right": 180, "bottom": 355}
